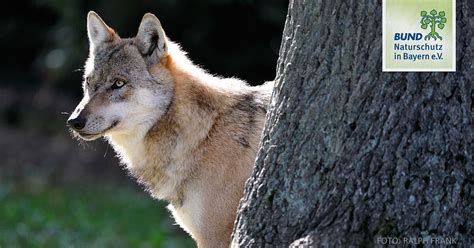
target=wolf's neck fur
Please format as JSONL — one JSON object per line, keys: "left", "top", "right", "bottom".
{"left": 107, "top": 44, "right": 239, "bottom": 204}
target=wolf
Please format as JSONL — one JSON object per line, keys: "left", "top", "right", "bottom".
{"left": 67, "top": 11, "right": 272, "bottom": 247}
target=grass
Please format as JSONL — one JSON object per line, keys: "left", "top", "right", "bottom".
{"left": 0, "top": 181, "right": 195, "bottom": 248}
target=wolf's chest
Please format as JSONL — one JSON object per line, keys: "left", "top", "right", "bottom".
{"left": 109, "top": 135, "right": 193, "bottom": 202}
{"left": 167, "top": 185, "right": 204, "bottom": 241}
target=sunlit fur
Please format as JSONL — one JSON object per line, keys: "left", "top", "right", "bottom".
{"left": 68, "top": 12, "right": 273, "bottom": 247}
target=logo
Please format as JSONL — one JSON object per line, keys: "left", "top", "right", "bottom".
{"left": 420, "top": 9, "right": 447, "bottom": 40}
{"left": 382, "top": 0, "right": 455, "bottom": 72}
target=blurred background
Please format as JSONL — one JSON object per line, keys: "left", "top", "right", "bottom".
{"left": 0, "top": 0, "right": 287, "bottom": 247}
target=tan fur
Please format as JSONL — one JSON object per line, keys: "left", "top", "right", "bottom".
{"left": 68, "top": 12, "right": 272, "bottom": 248}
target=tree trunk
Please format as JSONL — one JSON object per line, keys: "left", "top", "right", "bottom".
{"left": 232, "top": 0, "right": 472, "bottom": 247}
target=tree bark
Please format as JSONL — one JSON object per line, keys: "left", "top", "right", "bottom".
{"left": 232, "top": 0, "right": 473, "bottom": 247}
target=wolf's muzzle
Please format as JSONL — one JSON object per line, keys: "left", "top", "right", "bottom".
{"left": 67, "top": 116, "right": 87, "bottom": 131}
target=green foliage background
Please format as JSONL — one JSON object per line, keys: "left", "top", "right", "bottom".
{"left": 0, "top": 183, "right": 195, "bottom": 247}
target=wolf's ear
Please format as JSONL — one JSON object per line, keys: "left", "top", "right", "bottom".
{"left": 135, "top": 13, "right": 167, "bottom": 64}
{"left": 87, "top": 11, "right": 117, "bottom": 51}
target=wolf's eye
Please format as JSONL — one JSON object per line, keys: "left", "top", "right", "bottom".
{"left": 111, "top": 79, "right": 126, "bottom": 90}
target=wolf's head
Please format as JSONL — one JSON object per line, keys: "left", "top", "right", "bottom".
{"left": 68, "top": 12, "right": 173, "bottom": 141}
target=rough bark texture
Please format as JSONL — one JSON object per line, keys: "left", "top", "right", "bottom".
{"left": 232, "top": 0, "right": 473, "bottom": 247}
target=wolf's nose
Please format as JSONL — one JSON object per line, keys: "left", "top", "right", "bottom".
{"left": 67, "top": 116, "right": 87, "bottom": 130}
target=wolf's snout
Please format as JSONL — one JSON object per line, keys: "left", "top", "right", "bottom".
{"left": 67, "top": 116, "right": 87, "bottom": 130}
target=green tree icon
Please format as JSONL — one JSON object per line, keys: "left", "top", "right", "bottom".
{"left": 420, "top": 9, "right": 447, "bottom": 40}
